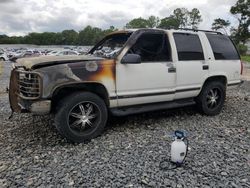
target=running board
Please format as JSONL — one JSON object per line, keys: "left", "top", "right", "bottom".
{"left": 110, "top": 98, "right": 196, "bottom": 116}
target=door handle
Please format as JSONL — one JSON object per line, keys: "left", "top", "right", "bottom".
{"left": 168, "top": 67, "right": 176, "bottom": 73}
{"left": 203, "top": 65, "right": 209, "bottom": 70}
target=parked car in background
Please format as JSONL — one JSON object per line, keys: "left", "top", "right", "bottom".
{"left": 0, "top": 51, "right": 8, "bottom": 61}
{"left": 54, "top": 50, "right": 79, "bottom": 56}
{"left": 47, "top": 50, "right": 58, "bottom": 56}
{"left": 47, "top": 50, "right": 79, "bottom": 56}
{"left": 8, "top": 50, "right": 25, "bottom": 61}
{"left": 22, "top": 50, "right": 42, "bottom": 58}
{"left": 8, "top": 49, "right": 42, "bottom": 61}
{"left": 9, "top": 28, "right": 243, "bottom": 143}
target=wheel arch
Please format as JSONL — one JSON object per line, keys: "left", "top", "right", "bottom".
{"left": 51, "top": 82, "right": 110, "bottom": 113}
{"left": 199, "top": 75, "right": 227, "bottom": 94}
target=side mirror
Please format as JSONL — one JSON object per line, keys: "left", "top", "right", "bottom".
{"left": 121, "top": 54, "right": 141, "bottom": 64}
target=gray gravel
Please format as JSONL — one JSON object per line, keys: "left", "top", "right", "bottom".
{"left": 0, "top": 62, "right": 250, "bottom": 187}
{"left": 0, "top": 61, "right": 11, "bottom": 93}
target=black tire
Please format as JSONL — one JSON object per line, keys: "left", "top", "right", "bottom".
{"left": 196, "top": 81, "right": 226, "bottom": 116}
{"left": 54, "top": 92, "right": 108, "bottom": 143}
{"left": 0, "top": 57, "right": 5, "bottom": 61}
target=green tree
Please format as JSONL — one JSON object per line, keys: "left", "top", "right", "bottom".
{"left": 188, "top": 8, "right": 202, "bottom": 29}
{"left": 158, "top": 8, "right": 202, "bottom": 29}
{"left": 230, "top": 0, "right": 250, "bottom": 44}
{"left": 147, "top": 16, "right": 160, "bottom": 28}
{"left": 125, "top": 17, "right": 149, "bottom": 28}
{"left": 38, "top": 32, "right": 56, "bottom": 45}
{"left": 158, "top": 15, "right": 180, "bottom": 29}
{"left": 0, "top": 35, "right": 23, "bottom": 44}
{"left": 78, "top": 26, "right": 103, "bottom": 45}
{"left": 102, "top": 26, "right": 118, "bottom": 36}
{"left": 23, "top": 33, "right": 41, "bottom": 44}
{"left": 211, "top": 18, "right": 230, "bottom": 33}
{"left": 61, "top": 30, "right": 78, "bottom": 45}
{"left": 173, "top": 8, "right": 189, "bottom": 28}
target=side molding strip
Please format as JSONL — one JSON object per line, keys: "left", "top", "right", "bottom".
{"left": 110, "top": 87, "right": 201, "bottom": 100}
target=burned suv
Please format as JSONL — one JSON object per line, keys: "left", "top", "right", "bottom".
{"left": 9, "top": 29, "right": 242, "bottom": 143}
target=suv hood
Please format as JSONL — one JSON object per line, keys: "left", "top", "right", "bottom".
{"left": 16, "top": 55, "right": 104, "bottom": 69}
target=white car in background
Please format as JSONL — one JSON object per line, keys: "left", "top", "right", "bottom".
{"left": 47, "top": 50, "right": 58, "bottom": 56}
{"left": 48, "top": 50, "right": 79, "bottom": 56}
{"left": 56, "top": 50, "right": 79, "bottom": 56}
{"left": 0, "top": 51, "right": 8, "bottom": 61}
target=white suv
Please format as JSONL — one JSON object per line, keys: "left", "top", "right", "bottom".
{"left": 9, "top": 28, "right": 242, "bottom": 142}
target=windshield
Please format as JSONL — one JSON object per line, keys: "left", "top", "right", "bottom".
{"left": 89, "top": 33, "right": 131, "bottom": 58}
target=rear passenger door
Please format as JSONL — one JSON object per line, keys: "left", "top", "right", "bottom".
{"left": 173, "top": 32, "right": 209, "bottom": 99}
{"left": 205, "top": 34, "right": 241, "bottom": 85}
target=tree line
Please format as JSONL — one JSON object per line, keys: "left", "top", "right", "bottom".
{"left": 0, "top": 0, "right": 249, "bottom": 47}
{"left": 0, "top": 26, "right": 117, "bottom": 46}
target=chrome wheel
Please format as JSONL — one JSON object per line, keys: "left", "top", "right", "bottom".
{"left": 206, "top": 88, "right": 221, "bottom": 109}
{"left": 68, "top": 101, "right": 101, "bottom": 133}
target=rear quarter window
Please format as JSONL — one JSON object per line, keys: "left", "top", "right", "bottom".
{"left": 206, "top": 34, "right": 240, "bottom": 60}
{"left": 174, "top": 33, "right": 204, "bottom": 61}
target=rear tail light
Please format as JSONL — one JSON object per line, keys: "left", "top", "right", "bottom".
{"left": 240, "top": 60, "right": 243, "bottom": 75}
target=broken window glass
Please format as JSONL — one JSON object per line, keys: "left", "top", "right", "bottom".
{"left": 90, "top": 33, "right": 131, "bottom": 58}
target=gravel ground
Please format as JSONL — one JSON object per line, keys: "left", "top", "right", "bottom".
{"left": 0, "top": 62, "right": 250, "bottom": 187}
{"left": 242, "top": 63, "right": 250, "bottom": 81}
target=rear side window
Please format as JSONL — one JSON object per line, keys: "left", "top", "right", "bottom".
{"left": 174, "top": 33, "right": 204, "bottom": 61}
{"left": 206, "top": 34, "right": 240, "bottom": 60}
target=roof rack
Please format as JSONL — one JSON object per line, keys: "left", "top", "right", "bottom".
{"left": 178, "top": 28, "right": 222, "bottom": 34}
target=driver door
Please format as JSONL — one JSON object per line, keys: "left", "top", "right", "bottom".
{"left": 116, "top": 31, "right": 176, "bottom": 107}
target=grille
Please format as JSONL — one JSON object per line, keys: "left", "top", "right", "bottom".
{"left": 16, "top": 69, "right": 41, "bottom": 99}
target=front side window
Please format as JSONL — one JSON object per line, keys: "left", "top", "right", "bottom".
{"left": 129, "top": 33, "right": 171, "bottom": 62}
{"left": 89, "top": 33, "right": 132, "bottom": 58}
{"left": 206, "top": 34, "right": 240, "bottom": 60}
{"left": 174, "top": 33, "right": 204, "bottom": 61}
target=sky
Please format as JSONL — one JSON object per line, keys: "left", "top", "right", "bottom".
{"left": 0, "top": 0, "right": 239, "bottom": 36}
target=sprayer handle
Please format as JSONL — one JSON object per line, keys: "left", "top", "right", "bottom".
{"left": 175, "top": 130, "right": 185, "bottom": 139}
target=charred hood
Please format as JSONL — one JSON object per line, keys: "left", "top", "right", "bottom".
{"left": 16, "top": 55, "right": 104, "bottom": 69}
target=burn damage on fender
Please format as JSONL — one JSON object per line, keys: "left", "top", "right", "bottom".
{"left": 68, "top": 59, "right": 116, "bottom": 82}
{"left": 9, "top": 58, "right": 116, "bottom": 113}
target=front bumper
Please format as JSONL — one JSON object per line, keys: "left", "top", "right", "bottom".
{"left": 9, "top": 68, "right": 50, "bottom": 115}
{"left": 18, "top": 100, "right": 51, "bottom": 115}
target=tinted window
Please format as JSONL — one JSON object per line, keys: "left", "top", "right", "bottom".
{"left": 174, "top": 33, "right": 204, "bottom": 61}
{"left": 130, "top": 33, "right": 171, "bottom": 62}
{"left": 206, "top": 34, "right": 240, "bottom": 60}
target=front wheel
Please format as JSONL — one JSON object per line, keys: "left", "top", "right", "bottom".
{"left": 54, "top": 92, "right": 108, "bottom": 143}
{"left": 196, "top": 81, "right": 226, "bottom": 116}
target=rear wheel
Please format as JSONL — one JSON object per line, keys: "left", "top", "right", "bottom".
{"left": 196, "top": 81, "right": 226, "bottom": 116}
{"left": 54, "top": 92, "right": 108, "bottom": 143}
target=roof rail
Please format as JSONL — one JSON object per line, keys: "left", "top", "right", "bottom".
{"left": 178, "top": 28, "right": 222, "bottom": 34}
